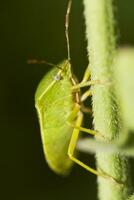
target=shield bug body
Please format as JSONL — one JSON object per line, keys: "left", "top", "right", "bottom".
{"left": 34, "top": 0, "right": 117, "bottom": 181}
{"left": 34, "top": 0, "right": 94, "bottom": 174}
{"left": 35, "top": 60, "right": 78, "bottom": 174}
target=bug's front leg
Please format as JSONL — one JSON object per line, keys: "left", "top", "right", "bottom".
{"left": 72, "top": 65, "right": 110, "bottom": 91}
{"left": 81, "top": 65, "right": 91, "bottom": 83}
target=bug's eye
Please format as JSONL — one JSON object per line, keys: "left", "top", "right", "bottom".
{"left": 53, "top": 74, "right": 62, "bottom": 81}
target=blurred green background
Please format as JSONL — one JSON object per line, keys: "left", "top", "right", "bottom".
{"left": 1, "top": 0, "right": 134, "bottom": 199}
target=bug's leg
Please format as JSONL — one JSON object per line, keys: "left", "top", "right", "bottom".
{"left": 68, "top": 112, "right": 121, "bottom": 183}
{"left": 67, "top": 103, "right": 80, "bottom": 122}
{"left": 80, "top": 89, "right": 93, "bottom": 114}
{"left": 72, "top": 79, "right": 110, "bottom": 90}
{"left": 72, "top": 63, "right": 110, "bottom": 90}
{"left": 81, "top": 89, "right": 92, "bottom": 102}
{"left": 81, "top": 104, "right": 92, "bottom": 114}
{"left": 68, "top": 119, "right": 104, "bottom": 138}
{"left": 81, "top": 66, "right": 91, "bottom": 83}
{"left": 69, "top": 123, "right": 98, "bottom": 136}
{"left": 67, "top": 103, "right": 96, "bottom": 136}
{"left": 71, "top": 66, "right": 91, "bottom": 91}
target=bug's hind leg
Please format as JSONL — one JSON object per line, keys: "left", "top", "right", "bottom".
{"left": 68, "top": 111, "right": 121, "bottom": 184}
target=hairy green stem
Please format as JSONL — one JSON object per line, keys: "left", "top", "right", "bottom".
{"left": 83, "top": 0, "right": 130, "bottom": 199}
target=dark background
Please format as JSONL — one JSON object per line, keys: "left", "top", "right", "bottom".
{"left": 1, "top": 0, "right": 134, "bottom": 199}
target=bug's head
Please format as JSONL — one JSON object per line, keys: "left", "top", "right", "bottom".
{"left": 55, "top": 59, "right": 72, "bottom": 80}
{"left": 53, "top": 59, "right": 71, "bottom": 81}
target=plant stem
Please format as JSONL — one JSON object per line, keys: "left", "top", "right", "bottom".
{"left": 83, "top": 0, "right": 131, "bottom": 199}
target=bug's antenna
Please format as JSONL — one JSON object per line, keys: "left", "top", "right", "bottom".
{"left": 27, "top": 59, "right": 56, "bottom": 67}
{"left": 27, "top": 59, "right": 62, "bottom": 70}
{"left": 65, "top": 0, "right": 72, "bottom": 62}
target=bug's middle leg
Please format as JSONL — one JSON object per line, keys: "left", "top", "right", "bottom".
{"left": 67, "top": 102, "right": 104, "bottom": 141}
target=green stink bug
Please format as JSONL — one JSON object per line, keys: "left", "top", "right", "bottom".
{"left": 35, "top": 60, "right": 75, "bottom": 174}
{"left": 34, "top": 0, "right": 114, "bottom": 180}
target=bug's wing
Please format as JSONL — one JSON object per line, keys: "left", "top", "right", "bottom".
{"left": 35, "top": 61, "right": 75, "bottom": 175}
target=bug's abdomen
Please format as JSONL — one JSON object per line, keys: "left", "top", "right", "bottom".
{"left": 41, "top": 94, "right": 74, "bottom": 174}
{"left": 43, "top": 124, "right": 73, "bottom": 175}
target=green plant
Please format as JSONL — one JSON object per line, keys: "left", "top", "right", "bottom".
{"left": 82, "top": 0, "right": 134, "bottom": 199}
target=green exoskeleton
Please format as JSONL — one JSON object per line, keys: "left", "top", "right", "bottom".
{"left": 34, "top": 0, "right": 116, "bottom": 181}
